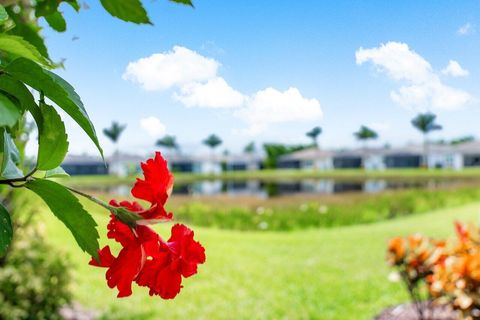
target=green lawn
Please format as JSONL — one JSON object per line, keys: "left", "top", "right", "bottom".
{"left": 37, "top": 196, "right": 480, "bottom": 319}
{"left": 63, "top": 168, "right": 480, "bottom": 187}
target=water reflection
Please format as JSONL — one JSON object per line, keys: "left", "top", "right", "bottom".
{"left": 87, "top": 178, "right": 480, "bottom": 198}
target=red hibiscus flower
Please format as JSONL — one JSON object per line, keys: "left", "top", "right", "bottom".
{"left": 90, "top": 153, "right": 205, "bottom": 299}
{"left": 89, "top": 213, "right": 157, "bottom": 297}
{"left": 131, "top": 152, "right": 174, "bottom": 222}
{"left": 136, "top": 224, "right": 206, "bottom": 299}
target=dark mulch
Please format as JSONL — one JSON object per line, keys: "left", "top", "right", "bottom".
{"left": 375, "top": 302, "right": 459, "bottom": 320}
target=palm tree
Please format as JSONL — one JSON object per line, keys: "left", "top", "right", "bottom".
{"left": 202, "top": 134, "right": 223, "bottom": 174}
{"left": 411, "top": 113, "right": 442, "bottom": 168}
{"left": 354, "top": 125, "right": 378, "bottom": 147}
{"left": 244, "top": 141, "right": 256, "bottom": 154}
{"left": 156, "top": 135, "right": 179, "bottom": 153}
{"left": 103, "top": 121, "right": 126, "bottom": 176}
{"left": 203, "top": 134, "right": 222, "bottom": 152}
{"left": 103, "top": 121, "right": 126, "bottom": 145}
{"left": 306, "top": 126, "right": 322, "bottom": 147}
{"left": 354, "top": 126, "right": 378, "bottom": 168}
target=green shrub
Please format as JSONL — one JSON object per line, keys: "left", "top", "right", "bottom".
{"left": 174, "top": 186, "right": 480, "bottom": 231}
{"left": 0, "top": 226, "right": 72, "bottom": 320}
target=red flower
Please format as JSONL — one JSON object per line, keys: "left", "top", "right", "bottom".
{"left": 131, "top": 152, "right": 174, "bottom": 222}
{"left": 90, "top": 153, "right": 205, "bottom": 299}
{"left": 89, "top": 214, "right": 155, "bottom": 297}
{"left": 136, "top": 224, "right": 206, "bottom": 299}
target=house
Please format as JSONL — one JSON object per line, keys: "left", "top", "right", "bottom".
{"left": 332, "top": 150, "right": 362, "bottom": 169}
{"left": 454, "top": 141, "right": 480, "bottom": 168}
{"left": 426, "top": 144, "right": 463, "bottom": 170}
{"left": 107, "top": 152, "right": 144, "bottom": 176}
{"left": 167, "top": 154, "right": 224, "bottom": 174}
{"left": 62, "top": 154, "right": 107, "bottom": 175}
{"left": 223, "top": 154, "right": 264, "bottom": 171}
{"left": 277, "top": 148, "right": 334, "bottom": 170}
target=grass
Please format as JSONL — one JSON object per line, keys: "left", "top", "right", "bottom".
{"left": 62, "top": 168, "right": 480, "bottom": 186}
{"left": 27, "top": 192, "right": 480, "bottom": 319}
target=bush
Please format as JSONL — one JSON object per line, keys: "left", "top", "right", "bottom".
{"left": 0, "top": 226, "right": 72, "bottom": 320}
{"left": 174, "top": 186, "right": 480, "bottom": 231}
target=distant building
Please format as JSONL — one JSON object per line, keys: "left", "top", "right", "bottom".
{"left": 62, "top": 155, "right": 107, "bottom": 175}
{"left": 107, "top": 152, "right": 144, "bottom": 176}
{"left": 277, "top": 149, "right": 334, "bottom": 170}
{"left": 276, "top": 142, "right": 480, "bottom": 171}
{"left": 224, "top": 154, "right": 264, "bottom": 171}
{"left": 167, "top": 154, "right": 224, "bottom": 174}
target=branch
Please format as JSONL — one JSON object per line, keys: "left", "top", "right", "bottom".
{"left": 0, "top": 167, "right": 37, "bottom": 186}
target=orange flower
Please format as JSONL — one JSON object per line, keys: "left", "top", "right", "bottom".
{"left": 388, "top": 237, "right": 405, "bottom": 264}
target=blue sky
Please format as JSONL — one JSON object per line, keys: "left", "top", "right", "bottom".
{"left": 39, "top": 0, "right": 480, "bottom": 156}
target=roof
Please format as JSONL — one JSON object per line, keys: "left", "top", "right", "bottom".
{"left": 452, "top": 141, "right": 480, "bottom": 155}
{"left": 279, "top": 148, "right": 334, "bottom": 162}
{"left": 106, "top": 152, "right": 145, "bottom": 163}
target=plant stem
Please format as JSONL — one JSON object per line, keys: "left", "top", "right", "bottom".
{"left": 63, "top": 185, "right": 113, "bottom": 211}
{"left": 0, "top": 167, "right": 37, "bottom": 186}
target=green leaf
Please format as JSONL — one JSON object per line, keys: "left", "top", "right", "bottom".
{"left": 0, "top": 74, "right": 42, "bottom": 129}
{"left": 0, "top": 128, "right": 22, "bottom": 179}
{"left": 35, "top": 0, "right": 60, "bottom": 17}
{"left": 6, "top": 58, "right": 104, "bottom": 159}
{"left": 0, "top": 202, "right": 12, "bottom": 257}
{"left": 0, "top": 93, "right": 21, "bottom": 128}
{"left": 65, "top": 0, "right": 80, "bottom": 11}
{"left": 9, "top": 22, "right": 51, "bottom": 60}
{"left": 169, "top": 0, "right": 194, "bottom": 7}
{"left": 44, "top": 12, "right": 67, "bottom": 32}
{"left": 100, "top": 0, "right": 151, "bottom": 24}
{"left": 0, "top": 34, "right": 52, "bottom": 67}
{"left": 26, "top": 179, "right": 100, "bottom": 259}
{"left": 37, "top": 103, "right": 69, "bottom": 170}
{"left": 44, "top": 166, "right": 69, "bottom": 178}
{"left": 0, "top": 5, "right": 9, "bottom": 25}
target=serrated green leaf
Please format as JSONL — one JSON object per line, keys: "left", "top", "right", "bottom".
{"left": 0, "top": 128, "right": 22, "bottom": 179}
{"left": 0, "top": 74, "right": 42, "bottom": 130}
{"left": 45, "top": 11, "right": 67, "bottom": 32}
{"left": 100, "top": 0, "right": 151, "bottom": 24}
{"left": 9, "top": 22, "right": 50, "bottom": 60}
{"left": 0, "top": 93, "right": 21, "bottom": 128}
{"left": 44, "top": 166, "right": 69, "bottom": 178}
{"left": 0, "top": 202, "right": 12, "bottom": 257}
{"left": 37, "top": 103, "right": 69, "bottom": 170}
{"left": 169, "top": 0, "right": 194, "bottom": 7}
{"left": 0, "top": 34, "right": 52, "bottom": 67}
{"left": 0, "top": 5, "right": 9, "bottom": 25}
{"left": 26, "top": 179, "right": 100, "bottom": 259}
{"left": 6, "top": 58, "right": 104, "bottom": 159}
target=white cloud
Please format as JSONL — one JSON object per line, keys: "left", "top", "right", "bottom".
{"left": 442, "top": 60, "right": 469, "bottom": 77}
{"left": 123, "top": 46, "right": 220, "bottom": 91}
{"left": 125, "top": 47, "right": 324, "bottom": 134}
{"left": 356, "top": 41, "right": 472, "bottom": 111}
{"left": 457, "top": 23, "right": 474, "bottom": 36}
{"left": 140, "top": 116, "right": 166, "bottom": 137}
{"left": 173, "top": 77, "right": 245, "bottom": 108}
{"left": 236, "top": 87, "right": 323, "bottom": 135}
{"left": 356, "top": 42, "right": 433, "bottom": 83}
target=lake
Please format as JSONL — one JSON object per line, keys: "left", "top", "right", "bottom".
{"left": 79, "top": 178, "right": 480, "bottom": 198}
